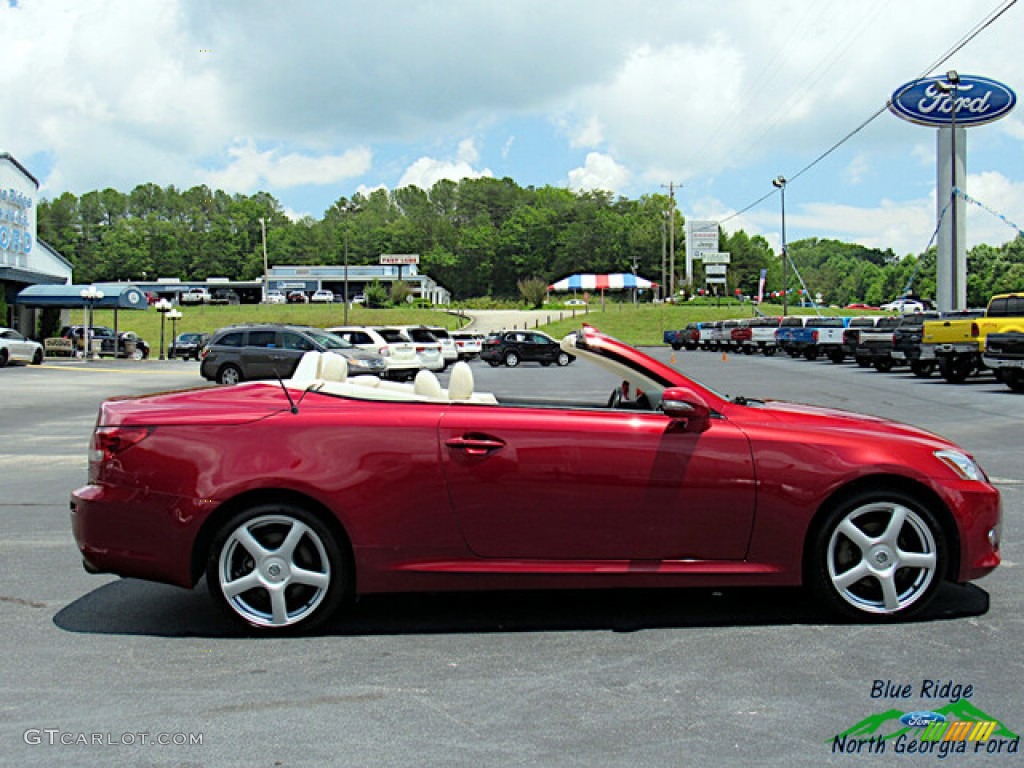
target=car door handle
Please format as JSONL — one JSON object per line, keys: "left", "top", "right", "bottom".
{"left": 445, "top": 435, "right": 506, "bottom": 456}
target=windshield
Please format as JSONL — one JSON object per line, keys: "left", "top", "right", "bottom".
{"left": 307, "top": 330, "right": 354, "bottom": 350}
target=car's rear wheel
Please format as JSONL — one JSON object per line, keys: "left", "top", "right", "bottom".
{"left": 218, "top": 364, "right": 243, "bottom": 385}
{"left": 31, "top": 348, "right": 43, "bottom": 365}
{"left": 828, "top": 350, "right": 845, "bottom": 364}
{"left": 855, "top": 356, "right": 871, "bottom": 368}
{"left": 1003, "top": 369, "right": 1024, "bottom": 392}
{"left": 486, "top": 360, "right": 500, "bottom": 367}
{"left": 939, "top": 356, "right": 974, "bottom": 383}
{"left": 873, "top": 358, "right": 894, "bottom": 373}
{"left": 556, "top": 351, "right": 571, "bottom": 367}
{"left": 808, "top": 491, "right": 946, "bottom": 620}
{"left": 504, "top": 352, "right": 520, "bottom": 367}
{"left": 762, "top": 347, "right": 777, "bottom": 357}
{"left": 207, "top": 504, "right": 346, "bottom": 631}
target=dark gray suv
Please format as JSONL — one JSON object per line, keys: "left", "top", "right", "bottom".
{"left": 200, "top": 324, "right": 387, "bottom": 385}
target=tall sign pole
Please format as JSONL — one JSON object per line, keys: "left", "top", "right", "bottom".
{"left": 662, "top": 182, "right": 679, "bottom": 299}
{"left": 889, "top": 73, "right": 1016, "bottom": 311}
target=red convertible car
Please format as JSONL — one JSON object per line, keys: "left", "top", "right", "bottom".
{"left": 71, "top": 326, "right": 1001, "bottom": 631}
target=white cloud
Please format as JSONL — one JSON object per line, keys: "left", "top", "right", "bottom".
{"left": 567, "top": 152, "right": 630, "bottom": 194}
{"left": 207, "top": 141, "right": 372, "bottom": 191}
{"left": 397, "top": 141, "right": 494, "bottom": 190}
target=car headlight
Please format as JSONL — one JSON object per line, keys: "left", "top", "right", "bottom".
{"left": 934, "top": 450, "right": 987, "bottom": 482}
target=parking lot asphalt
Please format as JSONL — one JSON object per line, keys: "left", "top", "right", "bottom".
{"left": 2, "top": 350, "right": 1021, "bottom": 767}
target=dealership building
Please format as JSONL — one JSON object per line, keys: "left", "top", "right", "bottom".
{"left": 0, "top": 153, "right": 73, "bottom": 331}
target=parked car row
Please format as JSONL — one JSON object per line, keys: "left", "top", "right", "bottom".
{"left": 59, "top": 326, "right": 151, "bottom": 359}
{"left": 664, "top": 292, "right": 1024, "bottom": 392}
{"left": 197, "top": 323, "right": 477, "bottom": 385}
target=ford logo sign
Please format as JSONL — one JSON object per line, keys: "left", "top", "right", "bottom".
{"left": 889, "top": 75, "right": 1016, "bottom": 127}
{"left": 900, "top": 711, "right": 947, "bottom": 728}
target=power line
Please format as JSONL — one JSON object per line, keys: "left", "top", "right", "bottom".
{"left": 715, "top": 0, "right": 1019, "bottom": 229}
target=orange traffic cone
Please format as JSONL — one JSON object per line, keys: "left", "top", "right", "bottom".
{"left": 670, "top": 351, "right": 676, "bottom": 365}
{"left": 721, "top": 351, "right": 728, "bottom": 362}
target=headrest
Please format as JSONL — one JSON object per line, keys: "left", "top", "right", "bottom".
{"left": 447, "top": 361, "right": 474, "bottom": 400}
{"left": 290, "top": 351, "right": 323, "bottom": 383}
{"left": 413, "top": 369, "right": 444, "bottom": 398}
{"left": 319, "top": 353, "right": 348, "bottom": 382}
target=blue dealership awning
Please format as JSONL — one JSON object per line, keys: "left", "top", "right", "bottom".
{"left": 16, "top": 283, "right": 148, "bottom": 309}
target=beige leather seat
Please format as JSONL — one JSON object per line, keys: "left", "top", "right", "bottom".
{"left": 413, "top": 369, "right": 444, "bottom": 398}
{"left": 447, "top": 361, "right": 474, "bottom": 400}
{"left": 319, "top": 354, "right": 348, "bottom": 382}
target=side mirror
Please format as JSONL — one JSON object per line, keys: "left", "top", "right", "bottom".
{"left": 661, "top": 387, "right": 712, "bottom": 433}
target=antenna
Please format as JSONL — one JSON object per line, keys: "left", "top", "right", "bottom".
{"left": 273, "top": 369, "right": 299, "bottom": 414}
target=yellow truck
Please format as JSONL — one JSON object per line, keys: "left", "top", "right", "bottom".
{"left": 922, "top": 293, "right": 1024, "bottom": 383}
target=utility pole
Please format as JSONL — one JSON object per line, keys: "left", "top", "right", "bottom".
{"left": 661, "top": 182, "right": 679, "bottom": 300}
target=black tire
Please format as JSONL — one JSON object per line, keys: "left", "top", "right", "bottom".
{"left": 910, "top": 360, "right": 935, "bottom": 378}
{"left": 803, "top": 348, "right": 819, "bottom": 361}
{"left": 486, "top": 360, "right": 500, "bottom": 368}
{"left": 742, "top": 346, "right": 754, "bottom": 356}
{"left": 873, "top": 358, "right": 894, "bottom": 373}
{"left": 807, "top": 490, "right": 947, "bottom": 620}
{"left": 31, "top": 348, "right": 44, "bottom": 365}
{"left": 828, "top": 350, "right": 845, "bottom": 364}
{"left": 0, "top": 349, "right": 7, "bottom": 367}
{"left": 671, "top": 343, "right": 682, "bottom": 351}
{"left": 556, "top": 351, "right": 572, "bottom": 367}
{"left": 504, "top": 351, "right": 520, "bottom": 368}
{"left": 762, "top": 347, "right": 777, "bottom": 357}
{"left": 855, "top": 356, "right": 871, "bottom": 368}
{"left": 217, "top": 364, "right": 243, "bottom": 385}
{"left": 1003, "top": 369, "right": 1024, "bottom": 393}
{"left": 540, "top": 361, "right": 551, "bottom": 367}
{"left": 939, "top": 356, "right": 973, "bottom": 384}
{"left": 206, "top": 503, "right": 347, "bottom": 632}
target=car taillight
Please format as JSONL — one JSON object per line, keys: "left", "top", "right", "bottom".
{"left": 90, "top": 426, "right": 153, "bottom": 465}
{"left": 812, "top": 330, "right": 820, "bottom": 343}
{"left": 971, "top": 322, "right": 980, "bottom": 338}
{"left": 379, "top": 346, "right": 391, "bottom": 357}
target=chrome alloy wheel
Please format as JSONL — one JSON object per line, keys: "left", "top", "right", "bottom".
{"left": 826, "top": 501, "right": 938, "bottom": 615}
{"left": 217, "top": 514, "right": 332, "bottom": 628}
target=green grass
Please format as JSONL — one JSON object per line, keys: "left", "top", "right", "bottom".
{"left": 78, "top": 304, "right": 471, "bottom": 344}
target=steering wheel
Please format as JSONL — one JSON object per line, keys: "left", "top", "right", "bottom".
{"left": 607, "top": 387, "right": 623, "bottom": 409}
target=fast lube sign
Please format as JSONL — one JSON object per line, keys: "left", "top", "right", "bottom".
{"left": 888, "top": 74, "right": 1016, "bottom": 311}
{"left": 0, "top": 155, "right": 37, "bottom": 268}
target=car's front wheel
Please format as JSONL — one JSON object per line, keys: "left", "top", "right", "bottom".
{"left": 206, "top": 504, "right": 347, "bottom": 631}
{"left": 556, "top": 352, "right": 572, "bottom": 367}
{"left": 218, "top": 364, "right": 243, "bottom": 385}
{"left": 31, "top": 348, "right": 43, "bottom": 365}
{"left": 0, "top": 349, "right": 8, "bottom": 368}
{"left": 808, "top": 491, "right": 947, "bottom": 620}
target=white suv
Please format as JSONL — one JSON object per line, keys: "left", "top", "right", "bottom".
{"left": 379, "top": 326, "right": 445, "bottom": 372}
{"left": 326, "top": 326, "right": 421, "bottom": 381}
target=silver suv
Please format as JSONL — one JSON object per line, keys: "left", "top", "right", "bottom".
{"left": 200, "top": 324, "right": 387, "bottom": 385}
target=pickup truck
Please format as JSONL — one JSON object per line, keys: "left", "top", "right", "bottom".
{"left": 777, "top": 316, "right": 848, "bottom": 361}
{"left": 775, "top": 316, "right": 817, "bottom": 357}
{"left": 984, "top": 331, "right": 1024, "bottom": 392}
{"left": 853, "top": 316, "right": 903, "bottom": 370}
{"left": 736, "top": 316, "right": 781, "bottom": 356}
{"left": 663, "top": 322, "right": 701, "bottom": 351}
{"left": 922, "top": 293, "right": 1024, "bottom": 383}
{"left": 892, "top": 310, "right": 982, "bottom": 377}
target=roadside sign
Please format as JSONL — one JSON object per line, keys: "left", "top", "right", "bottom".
{"left": 702, "top": 252, "right": 731, "bottom": 265}
{"left": 705, "top": 264, "right": 728, "bottom": 276}
{"left": 705, "top": 277, "right": 727, "bottom": 285}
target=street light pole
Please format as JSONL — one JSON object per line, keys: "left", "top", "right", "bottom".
{"left": 341, "top": 201, "right": 360, "bottom": 325}
{"left": 772, "top": 176, "right": 788, "bottom": 316}
{"left": 79, "top": 285, "right": 104, "bottom": 360}
{"left": 167, "top": 309, "right": 182, "bottom": 358}
{"left": 154, "top": 298, "right": 172, "bottom": 360}
{"left": 259, "top": 217, "right": 269, "bottom": 303}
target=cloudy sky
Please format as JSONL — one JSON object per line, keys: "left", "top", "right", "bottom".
{"left": 3, "top": 0, "right": 1023, "bottom": 257}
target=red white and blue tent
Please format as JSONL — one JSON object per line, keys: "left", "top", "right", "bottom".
{"left": 547, "top": 273, "right": 657, "bottom": 292}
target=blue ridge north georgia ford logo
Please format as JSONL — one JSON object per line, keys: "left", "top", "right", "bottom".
{"left": 889, "top": 74, "right": 1016, "bottom": 127}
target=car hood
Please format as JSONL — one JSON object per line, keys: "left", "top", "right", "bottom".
{"left": 728, "top": 399, "right": 956, "bottom": 451}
